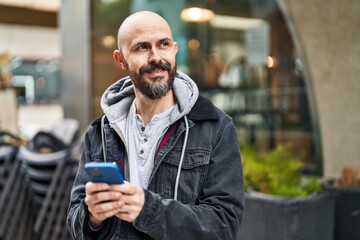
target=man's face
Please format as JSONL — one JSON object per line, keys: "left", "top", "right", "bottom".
{"left": 119, "top": 21, "right": 178, "bottom": 100}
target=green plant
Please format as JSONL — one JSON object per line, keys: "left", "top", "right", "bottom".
{"left": 242, "top": 144, "right": 321, "bottom": 197}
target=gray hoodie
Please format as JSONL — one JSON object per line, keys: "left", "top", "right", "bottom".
{"left": 100, "top": 70, "right": 199, "bottom": 125}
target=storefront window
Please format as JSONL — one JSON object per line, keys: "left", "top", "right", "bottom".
{"left": 184, "top": 0, "right": 317, "bottom": 168}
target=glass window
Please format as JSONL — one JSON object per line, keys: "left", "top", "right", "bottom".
{"left": 183, "top": 1, "right": 317, "bottom": 169}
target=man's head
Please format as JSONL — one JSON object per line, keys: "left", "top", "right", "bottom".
{"left": 113, "top": 11, "right": 178, "bottom": 100}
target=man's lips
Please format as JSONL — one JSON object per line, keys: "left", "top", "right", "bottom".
{"left": 144, "top": 70, "right": 168, "bottom": 82}
{"left": 145, "top": 68, "right": 165, "bottom": 74}
{"left": 142, "top": 67, "right": 169, "bottom": 79}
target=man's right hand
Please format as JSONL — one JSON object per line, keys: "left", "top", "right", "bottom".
{"left": 85, "top": 182, "right": 124, "bottom": 228}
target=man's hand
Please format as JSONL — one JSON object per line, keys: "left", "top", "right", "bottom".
{"left": 85, "top": 182, "right": 124, "bottom": 228}
{"left": 85, "top": 181, "right": 145, "bottom": 227}
{"left": 111, "top": 182, "right": 145, "bottom": 223}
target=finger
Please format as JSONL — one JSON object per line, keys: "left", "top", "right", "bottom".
{"left": 87, "top": 198, "right": 126, "bottom": 223}
{"left": 114, "top": 199, "right": 144, "bottom": 223}
{"left": 91, "top": 206, "right": 124, "bottom": 222}
{"left": 85, "top": 191, "right": 123, "bottom": 206}
{"left": 91, "top": 199, "right": 125, "bottom": 214}
{"left": 116, "top": 203, "right": 142, "bottom": 214}
{"left": 119, "top": 194, "right": 144, "bottom": 207}
{"left": 85, "top": 182, "right": 110, "bottom": 195}
{"left": 115, "top": 204, "right": 142, "bottom": 223}
{"left": 110, "top": 182, "right": 139, "bottom": 195}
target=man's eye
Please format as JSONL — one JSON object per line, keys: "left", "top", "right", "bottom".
{"left": 160, "top": 42, "right": 170, "bottom": 48}
{"left": 137, "top": 45, "right": 148, "bottom": 50}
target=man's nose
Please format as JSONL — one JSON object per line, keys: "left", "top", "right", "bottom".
{"left": 148, "top": 48, "right": 161, "bottom": 63}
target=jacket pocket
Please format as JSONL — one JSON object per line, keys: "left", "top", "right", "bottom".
{"left": 157, "top": 147, "right": 210, "bottom": 203}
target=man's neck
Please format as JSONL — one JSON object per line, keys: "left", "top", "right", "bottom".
{"left": 134, "top": 90, "right": 176, "bottom": 125}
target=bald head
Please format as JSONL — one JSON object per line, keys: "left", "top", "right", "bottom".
{"left": 112, "top": 11, "right": 178, "bottom": 100}
{"left": 117, "top": 11, "right": 173, "bottom": 52}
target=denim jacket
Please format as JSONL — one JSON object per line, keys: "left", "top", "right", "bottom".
{"left": 67, "top": 81, "right": 244, "bottom": 240}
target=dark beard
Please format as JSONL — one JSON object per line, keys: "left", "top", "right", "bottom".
{"left": 130, "top": 62, "right": 176, "bottom": 100}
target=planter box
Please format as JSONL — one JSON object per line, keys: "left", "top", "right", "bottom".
{"left": 238, "top": 191, "right": 334, "bottom": 240}
{"left": 324, "top": 180, "right": 360, "bottom": 240}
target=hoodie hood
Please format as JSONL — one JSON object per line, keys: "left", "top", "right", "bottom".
{"left": 100, "top": 70, "right": 199, "bottom": 124}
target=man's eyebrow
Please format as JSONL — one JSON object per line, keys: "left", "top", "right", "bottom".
{"left": 131, "top": 37, "right": 173, "bottom": 48}
{"left": 133, "top": 41, "right": 150, "bottom": 46}
{"left": 159, "top": 37, "right": 172, "bottom": 42}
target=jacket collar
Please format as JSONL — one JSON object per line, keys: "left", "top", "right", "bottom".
{"left": 187, "top": 95, "right": 219, "bottom": 121}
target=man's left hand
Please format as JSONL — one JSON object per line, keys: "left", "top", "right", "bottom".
{"left": 110, "top": 181, "right": 145, "bottom": 222}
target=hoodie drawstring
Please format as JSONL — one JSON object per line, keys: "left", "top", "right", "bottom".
{"left": 174, "top": 115, "right": 189, "bottom": 201}
{"left": 101, "top": 114, "right": 189, "bottom": 201}
{"left": 101, "top": 115, "right": 107, "bottom": 162}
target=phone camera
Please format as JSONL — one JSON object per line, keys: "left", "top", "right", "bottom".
{"left": 89, "top": 168, "right": 102, "bottom": 177}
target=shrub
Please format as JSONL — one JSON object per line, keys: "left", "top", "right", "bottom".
{"left": 242, "top": 144, "right": 321, "bottom": 197}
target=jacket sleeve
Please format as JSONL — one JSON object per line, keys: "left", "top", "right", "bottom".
{"left": 66, "top": 124, "right": 119, "bottom": 240}
{"left": 133, "top": 118, "right": 245, "bottom": 240}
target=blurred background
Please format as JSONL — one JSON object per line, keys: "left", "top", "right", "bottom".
{"left": 1, "top": 0, "right": 359, "bottom": 177}
{"left": 0, "top": 0, "right": 359, "bottom": 239}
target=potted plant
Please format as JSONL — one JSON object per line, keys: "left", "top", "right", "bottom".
{"left": 238, "top": 144, "right": 335, "bottom": 240}
{"left": 323, "top": 165, "right": 360, "bottom": 240}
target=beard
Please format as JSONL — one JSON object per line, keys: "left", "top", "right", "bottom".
{"left": 129, "top": 62, "right": 176, "bottom": 100}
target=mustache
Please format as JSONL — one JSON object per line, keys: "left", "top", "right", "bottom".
{"left": 139, "top": 62, "right": 172, "bottom": 75}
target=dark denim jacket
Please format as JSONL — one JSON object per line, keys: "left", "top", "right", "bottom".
{"left": 67, "top": 96, "right": 245, "bottom": 240}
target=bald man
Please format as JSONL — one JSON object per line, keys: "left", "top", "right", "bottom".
{"left": 67, "top": 11, "right": 244, "bottom": 239}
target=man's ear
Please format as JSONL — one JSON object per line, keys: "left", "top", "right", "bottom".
{"left": 113, "top": 50, "right": 128, "bottom": 70}
{"left": 174, "top": 42, "right": 179, "bottom": 55}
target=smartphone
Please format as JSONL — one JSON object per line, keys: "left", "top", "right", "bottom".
{"left": 84, "top": 162, "right": 124, "bottom": 184}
